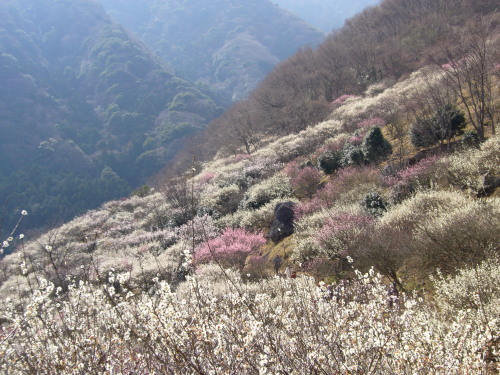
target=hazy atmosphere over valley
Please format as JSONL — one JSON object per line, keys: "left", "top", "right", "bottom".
{"left": 0, "top": 0, "right": 499, "bottom": 373}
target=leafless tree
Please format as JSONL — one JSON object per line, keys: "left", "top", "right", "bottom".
{"left": 434, "top": 18, "right": 498, "bottom": 141}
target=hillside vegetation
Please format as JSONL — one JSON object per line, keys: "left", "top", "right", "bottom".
{"left": 0, "top": 0, "right": 499, "bottom": 372}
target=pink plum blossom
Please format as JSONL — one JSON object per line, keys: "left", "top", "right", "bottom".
{"left": 194, "top": 227, "right": 266, "bottom": 268}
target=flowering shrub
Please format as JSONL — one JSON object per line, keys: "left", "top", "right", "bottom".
{"left": 444, "top": 134, "right": 500, "bottom": 195}
{"left": 348, "top": 132, "right": 364, "bottom": 146}
{"left": 293, "top": 198, "right": 326, "bottom": 219}
{"left": 194, "top": 227, "right": 266, "bottom": 269}
{"left": 292, "top": 209, "right": 331, "bottom": 261}
{"left": 357, "top": 117, "right": 386, "bottom": 130}
{"left": 315, "top": 133, "right": 348, "bottom": 156}
{"left": 293, "top": 166, "right": 381, "bottom": 220}
{"left": 322, "top": 166, "right": 381, "bottom": 206}
{"left": 239, "top": 174, "right": 292, "bottom": 209}
{"left": 332, "top": 67, "right": 447, "bottom": 129}
{"left": 1, "top": 268, "right": 496, "bottom": 374}
{"left": 386, "top": 155, "right": 442, "bottom": 203}
{"left": 290, "top": 167, "right": 323, "bottom": 198}
{"left": 331, "top": 94, "right": 360, "bottom": 106}
{"left": 365, "top": 78, "right": 395, "bottom": 96}
{"left": 314, "top": 211, "right": 374, "bottom": 259}
{"left": 293, "top": 204, "right": 366, "bottom": 262}
{"left": 113, "top": 227, "right": 179, "bottom": 250}
{"left": 272, "top": 132, "right": 324, "bottom": 163}
{"left": 197, "top": 171, "right": 217, "bottom": 184}
{"left": 243, "top": 156, "right": 282, "bottom": 178}
{"left": 199, "top": 184, "right": 243, "bottom": 215}
{"left": 232, "top": 153, "right": 253, "bottom": 163}
{"left": 393, "top": 155, "right": 441, "bottom": 185}
{"left": 380, "top": 190, "right": 469, "bottom": 233}
{"left": 177, "top": 215, "right": 219, "bottom": 248}
{"left": 351, "top": 223, "right": 413, "bottom": 288}
{"left": 412, "top": 197, "right": 499, "bottom": 273}
{"left": 432, "top": 257, "right": 500, "bottom": 321}
{"left": 284, "top": 162, "right": 323, "bottom": 198}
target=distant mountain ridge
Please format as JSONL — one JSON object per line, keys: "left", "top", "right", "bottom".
{"left": 96, "top": 0, "right": 325, "bottom": 102}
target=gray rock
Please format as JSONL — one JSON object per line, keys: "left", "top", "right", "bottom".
{"left": 269, "top": 201, "right": 295, "bottom": 243}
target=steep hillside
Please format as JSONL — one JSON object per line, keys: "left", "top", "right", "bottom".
{"left": 1, "top": 63, "right": 498, "bottom": 372}
{"left": 0, "top": 0, "right": 221, "bottom": 234}
{"left": 274, "top": 0, "right": 381, "bottom": 32}
{"left": 0, "top": 0, "right": 498, "bottom": 372}
{"left": 97, "top": 0, "right": 324, "bottom": 102}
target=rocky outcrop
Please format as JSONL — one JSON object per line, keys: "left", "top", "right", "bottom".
{"left": 269, "top": 201, "right": 295, "bottom": 243}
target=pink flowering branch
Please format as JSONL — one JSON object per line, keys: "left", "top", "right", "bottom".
{"left": 194, "top": 228, "right": 266, "bottom": 269}
{"left": 358, "top": 117, "right": 385, "bottom": 130}
{"left": 331, "top": 94, "right": 360, "bottom": 106}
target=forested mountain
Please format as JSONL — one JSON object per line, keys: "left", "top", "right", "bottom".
{"left": 0, "top": 0, "right": 221, "bottom": 234}
{"left": 96, "top": 0, "right": 324, "bottom": 103}
{"left": 273, "top": 0, "right": 381, "bottom": 32}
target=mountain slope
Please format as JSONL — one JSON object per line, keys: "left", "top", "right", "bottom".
{"left": 97, "top": 0, "right": 324, "bottom": 102}
{"left": 0, "top": 0, "right": 498, "bottom": 371}
{"left": 0, "top": 0, "right": 221, "bottom": 234}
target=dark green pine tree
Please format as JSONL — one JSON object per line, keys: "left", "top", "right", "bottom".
{"left": 361, "top": 127, "right": 392, "bottom": 164}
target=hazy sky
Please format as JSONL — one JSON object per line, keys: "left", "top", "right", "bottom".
{"left": 273, "top": 0, "right": 381, "bottom": 32}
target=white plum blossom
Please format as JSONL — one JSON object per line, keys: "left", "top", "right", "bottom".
{"left": 0, "top": 267, "right": 496, "bottom": 373}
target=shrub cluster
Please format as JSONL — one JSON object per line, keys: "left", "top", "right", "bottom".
{"left": 194, "top": 227, "right": 266, "bottom": 269}
{"left": 316, "top": 126, "right": 392, "bottom": 174}
{"left": 284, "top": 162, "right": 323, "bottom": 199}
{"left": 0, "top": 31, "right": 498, "bottom": 373}
{"left": 444, "top": 134, "right": 500, "bottom": 195}
{"left": 1, "top": 267, "right": 497, "bottom": 374}
{"left": 239, "top": 174, "right": 292, "bottom": 210}
{"left": 410, "top": 104, "right": 466, "bottom": 148}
